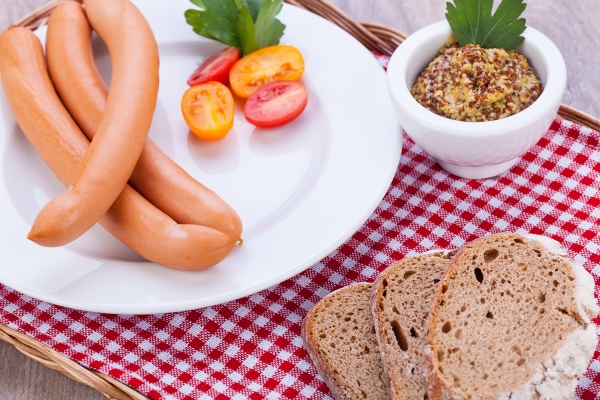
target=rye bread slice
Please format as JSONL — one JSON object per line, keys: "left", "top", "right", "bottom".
{"left": 370, "top": 251, "right": 456, "bottom": 400}
{"left": 302, "top": 283, "right": 390, "bottom": 400}
{"left": 426, "top": 232, "right": 598, "bottom": 400}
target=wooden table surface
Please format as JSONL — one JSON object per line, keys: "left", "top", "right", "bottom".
{"left": 0, "top": 0, "right": 599, "bottom": 399}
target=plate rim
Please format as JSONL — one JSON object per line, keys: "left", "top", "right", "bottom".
{"left": 0, "top": 1, "right": 402, "bottom": 314}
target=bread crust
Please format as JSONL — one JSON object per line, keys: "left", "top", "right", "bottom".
{"left": 302, "top": 283, "right": 391, "bottom": 400}
{"left": 426, "top": 232, "right": 598, "bottom": 400}
{"left": 370, "top": 251, "right": 455, "bottom": 399}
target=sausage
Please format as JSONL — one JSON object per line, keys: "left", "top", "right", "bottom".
{"left": 0, "top": 26, "right": 236, "bottom": 270}
{"left": 45, "top": 1, "right": 243, "bottom": 239}
{"left": 26, "top": 0, "right": 160, "bottom": 246}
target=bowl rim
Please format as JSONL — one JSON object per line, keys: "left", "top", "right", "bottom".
{"left": 387, "top": 20, "right": 567, "bottom": 137}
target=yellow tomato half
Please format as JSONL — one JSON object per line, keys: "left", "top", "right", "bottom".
{"left": 229, "top": 45, "right": 305, "bottom": 99}
{"left": 181, "top": 81, "right": 234, "bottom": 141}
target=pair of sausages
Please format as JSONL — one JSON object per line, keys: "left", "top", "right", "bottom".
{"left": 0, "top": 0, "right": 243, "bottom": 270}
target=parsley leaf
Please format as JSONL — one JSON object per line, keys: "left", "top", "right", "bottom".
{"left": 253, "top": 0, "right": 285, "bottom": 52}
{"left": 244, "top": 0, "right": 263, "bottom": 20}
{"left": 445, "top": 0, "right": 527, "bottom": 50}
{"left": 189, "top": 0, "right": 205, "bottom": 8}
{"left": 185, "top": 0, "right": 286, "bottom": 56}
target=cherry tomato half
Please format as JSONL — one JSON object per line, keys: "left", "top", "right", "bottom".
{"left": 244, "top": 81, "right": 308, "bottom": 128}
{"left": 181, "top": 81, "right": 234, "bottom": 141}
{"left": 229, "top": 45, "right": 305, "bottom": 99}
{"left": 187, "top": 46, "right": 240, "bottom": 86}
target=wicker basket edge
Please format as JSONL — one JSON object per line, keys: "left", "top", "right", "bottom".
{"left": 2, "top": 0, "right": 600, "bottom": 399}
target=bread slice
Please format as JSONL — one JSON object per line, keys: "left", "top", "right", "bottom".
{"left": 426, "top": 232, "right": 598, "bottom": 400}
{"left": 302, "top": 283, "right": 391, "bottom": 400}
{"left": 370, "top": 250, "right": 456, "bottom": 399}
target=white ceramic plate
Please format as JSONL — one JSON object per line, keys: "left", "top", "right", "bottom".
{"left": 0, "top": 0, "right": 401, "bottom": 314}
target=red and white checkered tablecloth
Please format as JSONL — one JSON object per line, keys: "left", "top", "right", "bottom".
{"left": 1, "top": 54, "right": 600, "bottom": 399}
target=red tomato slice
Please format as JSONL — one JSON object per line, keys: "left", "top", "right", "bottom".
{"left": 181, "top": 81, "right": 234, "bottom": 141}
{"left": 230, "top": 45, "right": 305, "bottom": 99}
{"left": 187, "top": 46, "right": 240, "bottom": 86}
{"left": 244, "top": 81, "right": 308, "bottom": 128}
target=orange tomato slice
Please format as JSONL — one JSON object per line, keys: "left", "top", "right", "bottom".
{"left": 181, "top": 81, "right": 234, "bottom": 141}
{"left": 229, "top": 45, "right": 305, "bottom": 99}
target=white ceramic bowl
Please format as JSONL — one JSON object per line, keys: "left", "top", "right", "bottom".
{"left": 387, "top": 20, "right": 566, "bottom": 179}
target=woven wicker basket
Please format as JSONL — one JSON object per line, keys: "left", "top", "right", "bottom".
{"left": 2, "top": 0, "right": 600, "bottom": 399}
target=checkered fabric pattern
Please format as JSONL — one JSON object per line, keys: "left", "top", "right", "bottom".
{"left": 2, "top": 60, "right": 600, "bottom": 399}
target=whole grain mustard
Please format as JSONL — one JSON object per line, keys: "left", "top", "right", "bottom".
{"left": 411, "top": 39, "right": 542, "bottom": 122}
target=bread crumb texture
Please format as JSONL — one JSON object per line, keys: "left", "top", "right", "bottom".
{"left": 427, "top": 232, "right": 598, "bottom": 399}
{"left": 302, "top": 283, "right": 390, "bottom": 400}
{"left": 371, "top": 251, "right": 455, "bottom": 400}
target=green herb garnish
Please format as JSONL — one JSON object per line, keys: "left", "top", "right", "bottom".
{"left": 185, "top": 0, "right": 286, "bottom": 56}
{"left": 445, "top": 0, "right": 527, "bottom": 50}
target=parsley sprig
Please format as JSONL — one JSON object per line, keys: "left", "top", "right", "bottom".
{"left": 185, "top": 0, "right": 286, "bottom": 56}
{"left": 445, "top": 0, "right": 527, "bottom": 51}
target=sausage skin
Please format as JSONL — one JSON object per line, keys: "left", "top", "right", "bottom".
{"left": 26, "top": 0, "right": 160, "bottom": 246}
{"left": 0, "top": 26, "right": 236, "bottom": 271}
{"left": 45, "top": 1, "right": 243, "bottom": 239}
